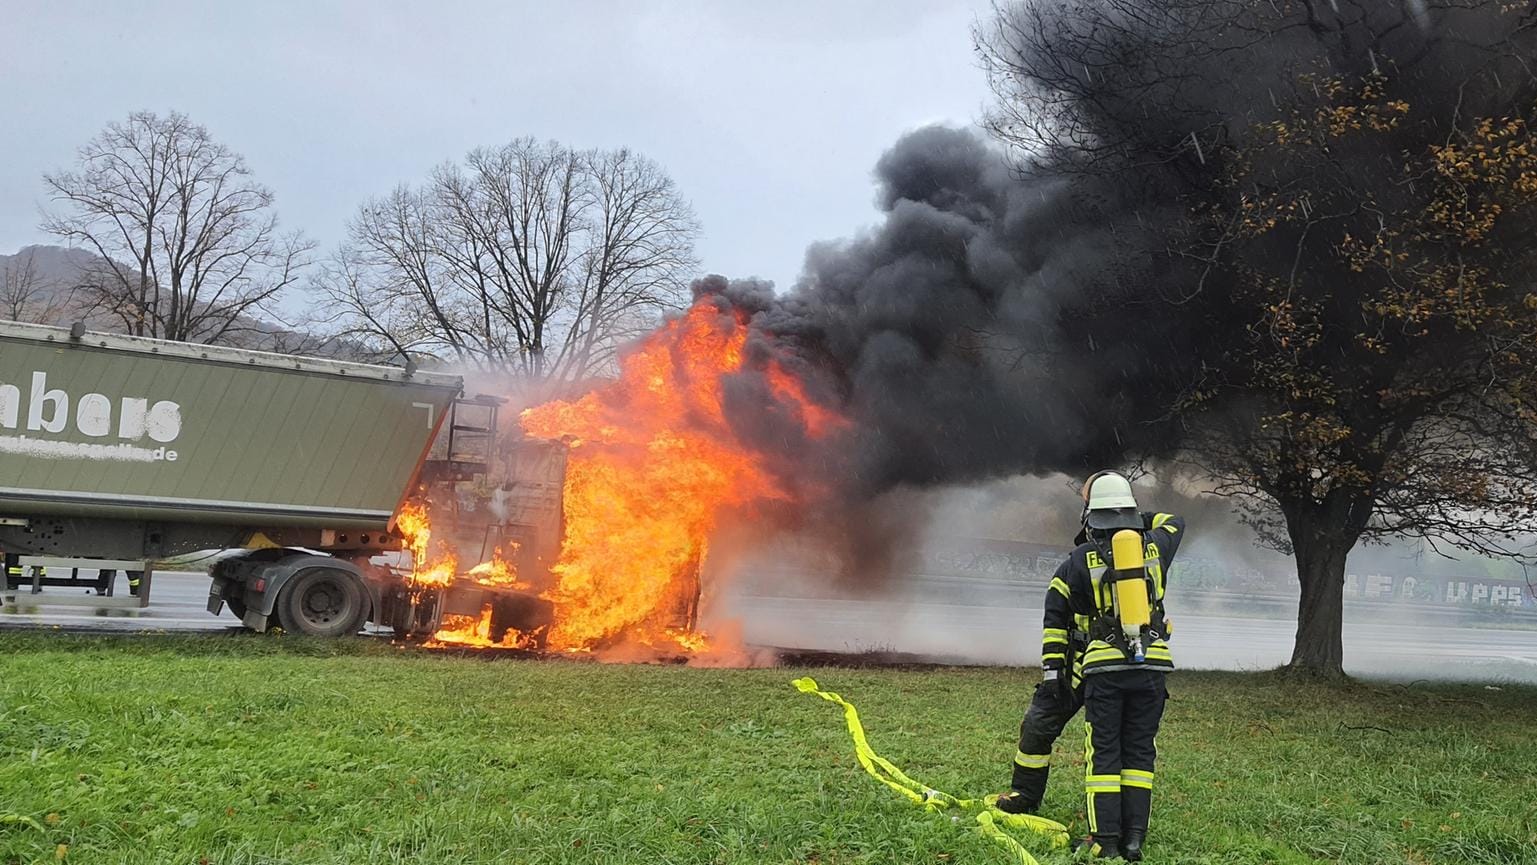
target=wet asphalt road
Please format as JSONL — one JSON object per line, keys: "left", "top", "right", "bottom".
{"left": 731, "top": 595, "right": 1537, "bottom": 683}
{"left": 0, "top": 571, "right": 398, "bottom": 635}
{"left": 4, "top": 571, "right": 1534, "bottom": 683}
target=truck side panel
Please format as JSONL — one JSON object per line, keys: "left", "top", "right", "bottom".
{"left": 0, "top": 328, "right": 459, "bottom": 529}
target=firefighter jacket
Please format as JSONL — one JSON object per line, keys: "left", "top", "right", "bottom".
{"left": 1040, "top": 513, "right": 1184, "bottom": 677}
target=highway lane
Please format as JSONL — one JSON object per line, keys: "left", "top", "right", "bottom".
{"left": 4, "top": 571, "right": 1534, "bottom": 682}
{"left": 0, "top": 570, "right": 396, "bottom": 634}
{"left": 727, "top": 594, "right": 1537, "bottom": 683}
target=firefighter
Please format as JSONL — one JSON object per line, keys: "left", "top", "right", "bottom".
{"left": 1045, "top": 471, "right": 1183, "bottom": 861}
{"left": 994, "top": 488, "right": 1101, "bottom": 815}
{"left": 98, "top": 569, "right": 143, "bottom": 596}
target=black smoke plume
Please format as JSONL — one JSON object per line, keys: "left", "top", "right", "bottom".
{"left": 706, "top": 124, "right": 1186, "bottom": 502}
{"left": 702, "top": 0, "right": 1537, "bottom": 515}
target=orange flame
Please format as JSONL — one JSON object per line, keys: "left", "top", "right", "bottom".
{"left": 396, "top": 504, "right": 543, "bottom": 647}
{"left": 395, "top": 502, "right": 431, "bottom": 568}
{"left": 395, "top": 501, "right": 456, "bottom": 588}
{"left": 666, "top": 628, "right": 712, "bottom": 654}
{"left": 427, "top": 604, "right": 534, "bottom": 648}
{"left": 464, "top": 547, "right": 529, "bottom": 591}
{"left": 521, "top": 298, "right": 844, "bottom": 652}
{"left": 435, "top": 608, "right": 493, "bottom": 643}
{"left": 766, "top": 365, "right": 848, "bottom": 439}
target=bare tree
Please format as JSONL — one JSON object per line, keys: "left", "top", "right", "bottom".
{"left": 559, "top": 148, "right": 702, "bottom": 376}
{"left": 41, "top": 111, "right": 313, "bottom": 344}
{"left": 0, "top": 249, "right": 70, "bottom": 323}
{"left": 314, "top": 138, "right": 699, "bottom": 385}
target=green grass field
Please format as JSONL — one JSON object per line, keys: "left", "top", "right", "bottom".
{"left": 0, "top": 631, "right": 1533, "bottom": 865}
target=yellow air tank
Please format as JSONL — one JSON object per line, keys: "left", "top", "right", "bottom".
{"left": 1111, "top": 529, "right": 1151, "bottom": 635}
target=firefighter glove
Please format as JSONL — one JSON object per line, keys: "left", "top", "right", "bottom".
{"left": 1043, "top": 668, "right": 1071, "bottom": 701}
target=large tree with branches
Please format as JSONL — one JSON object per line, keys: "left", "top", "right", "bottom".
{"left": 41, "top": 111, "right": 312, "bottom": 344}
{"left": 981, "top": 0, "right": 1537, "bottom": 675}
{"left": 314, "top": 138, "right": 699, "bottom": 389}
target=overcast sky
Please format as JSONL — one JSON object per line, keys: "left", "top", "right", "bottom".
{"left": 0, "top": 0, "right": 993, "bottom": 291}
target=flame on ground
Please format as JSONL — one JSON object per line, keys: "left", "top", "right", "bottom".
{"left": 666, "top": 627, "right": 712, "bottom": 654}
{"left": 521, "top": 298, "right": 844, "bottom": 653}
{"left": 427, "top": 604, "right": 535, "bottom": 649}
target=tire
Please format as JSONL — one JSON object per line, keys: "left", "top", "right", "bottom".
{"left": 226, "top": 596, "right": 248, "bottom": 620}
{"left": 275, "top": 569, "right": 365, "bottom": 637}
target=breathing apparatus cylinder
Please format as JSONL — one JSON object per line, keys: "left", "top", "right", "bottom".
{"left": 1111, "top": 529, "right": 1151, "bottom": 662}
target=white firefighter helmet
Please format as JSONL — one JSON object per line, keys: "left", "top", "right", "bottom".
{"left": 1082, "top": 471, "right": 1142, "bottom": 531}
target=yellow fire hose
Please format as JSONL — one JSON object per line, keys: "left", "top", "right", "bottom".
{"left": 792, "top": 677, "right": 1069, "bottom": 865}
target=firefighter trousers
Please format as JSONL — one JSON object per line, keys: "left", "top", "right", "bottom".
{"left": 1082, "top": 668, "right": 1168, "bottom": 842}
{"left": 1010, "top": 677, "right": 1084, "bottom": 803}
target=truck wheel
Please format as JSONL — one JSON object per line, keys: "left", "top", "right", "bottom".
{"left": 276, "top": 569, "right": 365, "bottom": 637}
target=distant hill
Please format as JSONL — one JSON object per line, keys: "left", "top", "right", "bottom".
{"left": 0, "top": 245, "right": 97, "bottom": 324}
{"left": 0, "top": 244, "right": 373, "bottom": 360}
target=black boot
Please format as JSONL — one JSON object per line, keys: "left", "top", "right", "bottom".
{"left": 1121, "top": 828, "right": 1145, "bottom": 862}
{"left": 1120, "top": 782, "right": 1152, "bottom": 861}
{"left": 1073, "top": 835, "right": 1121, "bottom": 859}
{"left": 994, "top": 790, "right": 1040, "bottom": 815}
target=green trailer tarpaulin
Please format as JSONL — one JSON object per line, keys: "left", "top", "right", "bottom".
{"left": 0, "top": 322, "right": 462, "bottom": 528}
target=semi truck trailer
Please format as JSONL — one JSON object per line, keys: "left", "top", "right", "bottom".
{"left": 0, "top": 320, "right": 558, "bottom": 639}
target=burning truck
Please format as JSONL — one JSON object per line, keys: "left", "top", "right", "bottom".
{"left": 0, "top": 319, "right": 557, "bottom": 643}
{"left": 1, "top": 296, "right": 821, "bottom": 655}
{"left": 401, "top": 295, "right": 809, "bottom": 655}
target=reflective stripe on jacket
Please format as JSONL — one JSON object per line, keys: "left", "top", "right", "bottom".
{"left": 1041, "top": 513, "right": 1184, "bottom": 676}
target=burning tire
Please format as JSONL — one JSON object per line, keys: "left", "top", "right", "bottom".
{"left": 276, "top": 568, "right": 367, "bottom": 637}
